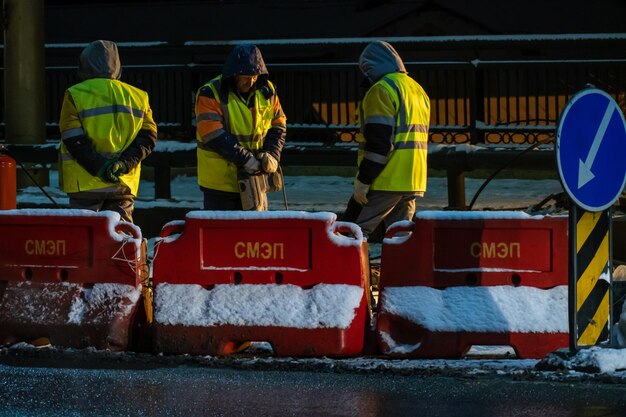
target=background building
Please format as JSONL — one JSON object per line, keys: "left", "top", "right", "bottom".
{"left": 2, "top": 1, "right": 626, "bottom": 144}
{"left": 41, "top": 0, "right": 626, "bottom": 42}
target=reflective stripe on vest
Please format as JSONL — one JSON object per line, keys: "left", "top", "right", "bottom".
{"left": 196, "top": 75, "right": 277, "bottom": 192}
{"left": 60, "top": 78, "right": 149, "bottom": 195}
{"left": 359, "top": 72, "right": 430, "bottom": 192}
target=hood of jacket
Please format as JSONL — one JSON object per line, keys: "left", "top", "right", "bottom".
{"left": 77, "top": 40, "right": 122, "bottom": 81}
{"left": 358, "top": 41, "right": 406, "bottom": 83}
{"left": 222, "top": 44, "right": 269, "bottom": 79}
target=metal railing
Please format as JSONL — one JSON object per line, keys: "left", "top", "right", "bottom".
{"left": 23, "top": 60, "right": 624, "bottom": 146}
{"left": 2, "top": 36, "right": 626, "bottom": 145}
{"left": 2, "top": 36, "right": 626, "bottom": 206}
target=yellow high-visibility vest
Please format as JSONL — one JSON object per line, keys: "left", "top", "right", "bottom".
{"left": 358, "top": 72, "right": 430, "bottom": 192}
{"left": 196, "top": 75, "right": 277, "bottom": 192}
{"left": 59, "top": 78, "right": 151, "bottom": 195}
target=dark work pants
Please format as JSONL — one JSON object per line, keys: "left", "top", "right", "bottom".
{"left": 202, "top": 187, "right": 243, "bottom": 210}
{"left": 354, "top": 191, "right": 418, "bottom": 239}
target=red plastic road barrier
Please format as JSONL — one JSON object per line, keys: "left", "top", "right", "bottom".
{"left": 376, "top": 285, "right": 569, "bottom": 359}
{"left": 152, "top": 211, "right": 369, "bottom": 357}
{"left": 0, "top": 209, "right": 143, "bottom": 284}
{"left": 0, "top": 209, "right": 147, "bottom": 350}
{"left": 376, "top": 211, "right": 569, "bottom": 359}
{"left": 0, "top": 153, "right": 16, "bottom": 210}
{"left": 380, "top": 211, "right": 568, "bottom": 289}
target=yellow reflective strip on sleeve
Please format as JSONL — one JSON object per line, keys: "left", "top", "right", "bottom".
{"left": 363, "top": 151, "right": 389, "bottom": 164}
{"left": 394, "top": 140, "right": 428, "bottom": 150}
{"left": 364, "top": 115, "right": 395, "bottom": 126}
{"left": 200, "top": 128, "right": 226, "bottom": 143}
{"left": 61, "top": 127, "right": 84, "bottom": 140}
{"left": 397, "top": 124, "right": 429, "bottom": 134}
{"left": 197, "top": 112, "right": 222, "bottom": 122}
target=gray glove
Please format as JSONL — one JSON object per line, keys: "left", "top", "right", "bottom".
{"left": 353, "top": 179, "right": 371, "bottom": 205}
{"left": 243, "top": 156, "right": 260, "bottom": 174}
{"left": 258, "top": 152, "right": 279, "bottom": 174}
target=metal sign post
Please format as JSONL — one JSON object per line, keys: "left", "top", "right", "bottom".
{"left": 556, "top": 87, "right": 626, "bottom": 350}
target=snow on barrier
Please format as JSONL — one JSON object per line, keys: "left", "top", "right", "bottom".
{"left": 152, "top": 211, "right": 369, "bottom": 357}
{"left": 376, "top": 211, "right": 569, "bottom": 358}
{"left": 0, "top": 209, "right": 148, "bottom": 351}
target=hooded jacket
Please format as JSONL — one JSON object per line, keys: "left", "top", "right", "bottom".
{"left": 77, "top": 39, "right": 122, "bottom": 81}
{"left": 59, "top": 40, "right": 157, "bottom": 197}
{"left": 359, "top": 40, "right": 406, "bottom": 84}
{"left": 356, "top": 41, "right": 430, "bottom": 193}
{"left": 195, "top": 44, "right": 287, "bottom": 193}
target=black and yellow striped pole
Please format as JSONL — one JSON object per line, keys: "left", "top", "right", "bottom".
{"left": 556, "top": 87, "right": 626, "bottom": 351}
{"left": 569, "top": 206, "right": 612, "bottom": 348}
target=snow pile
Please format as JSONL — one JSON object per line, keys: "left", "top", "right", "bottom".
{"left": 380, "top": 285, "right": 568, "bottom": 332}
{"left": 382, "top": 219, "right": 414, "bottom": 245}
{"left": 2, "top": 282, "right": 141, "bottom": 325}
{"left": 539, "top": 347, "right": 626, "bottom": 373}
{"left": 378, "top": 330, "right": 422, "bottom": 354}
{"left": 183, "top": 210, "right": 363, "bottom": 247}
{"left": 0, "top": 208, "right": 115, "bottom": 218}
{"left": 1, "top": 282, "right": 83, "bottom": 324}
{"left": 575, "top": 348, "right": 626, "bottom": 373}
{"left": 154, "top": 140, "right": 196, "bottom": 152}
{"left": 68, "top": 284, "right": 142, "bottom": 324}
{"left": 186, "top": 210, "right": 338, "bottom": 221}
{"left": 154, "top": 283, "right": 363, "bottom": 329}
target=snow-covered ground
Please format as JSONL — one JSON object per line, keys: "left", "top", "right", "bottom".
{"left": 18, "top": 170, "right": 566, "bottom": 213}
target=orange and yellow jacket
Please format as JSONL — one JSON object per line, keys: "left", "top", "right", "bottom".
{"left": 195, "top": 44, "right": 286, "bottom": 193}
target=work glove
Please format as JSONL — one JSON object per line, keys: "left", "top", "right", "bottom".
{"left": 353, "top": 179, "right": 371, "bottom": 206}
{"left": 97, "top": 159, "right": 116, "bottom": 183}
{"left": 99, "top": 160, "right": 127, "bottom": 183}
{"left": 243, "top": 156, "right": 261, "bottom": 174}
{"left": 258, "top": 152, "right": 279, "bottom": 174}
{"left": 108, "top": 160, "right": 127, "bottom": 182}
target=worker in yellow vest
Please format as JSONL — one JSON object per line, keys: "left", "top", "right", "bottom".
{"left": 195, "top": 44, "right": 287, "bottom": 210}
{"left": 351, "top": 41, "right": 430, "bottom": 238}
{"left": 59, "top": 40, "right": 157, "bottom": 222}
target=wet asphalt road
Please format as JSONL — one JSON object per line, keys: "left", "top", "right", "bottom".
{"left": 1, "top": 364, "right": 626, "bottom": 417}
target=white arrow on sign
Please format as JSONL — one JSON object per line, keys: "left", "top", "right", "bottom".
{"left": 578, "top": 100, "right": 617, "bottom": 189}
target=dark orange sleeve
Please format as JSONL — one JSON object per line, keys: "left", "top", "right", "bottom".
{"left": 195, "top": 94, "right": 226, "bottom": 143}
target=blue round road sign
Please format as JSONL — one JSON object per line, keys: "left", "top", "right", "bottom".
{"left": 556, "top": 88, "right": 626, "bottom": 211}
